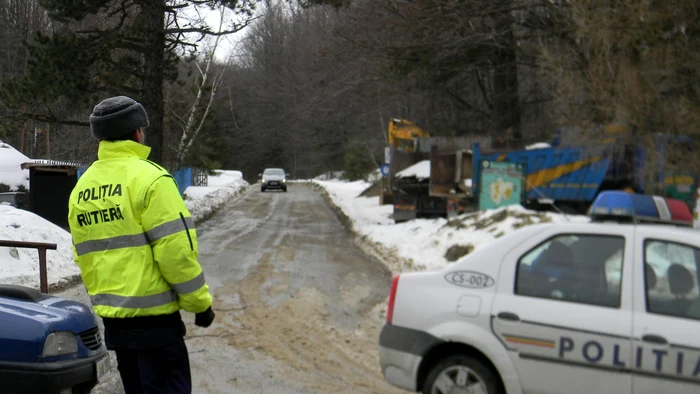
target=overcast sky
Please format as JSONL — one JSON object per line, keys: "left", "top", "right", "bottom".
{"left": 180, "top": 3, "right": 263, "bottom": 63}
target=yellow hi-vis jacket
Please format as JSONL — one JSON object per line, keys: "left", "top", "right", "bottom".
{"left": 68, "top": 140, "right": 212, "bottom": 318}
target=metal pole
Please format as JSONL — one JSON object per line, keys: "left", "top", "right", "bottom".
{"left": 0, "top": 240, "right": 57, "bottom": 294}
{"left": 38, "top": 248, "right": 48, "bottom": 294}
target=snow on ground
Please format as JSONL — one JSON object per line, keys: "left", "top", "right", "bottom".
{"left": 396, "top": 160, "right": 430, "bottom": 179}
{"left": 366, "top": 168, "right": 382, "bottom": 183}
{"left": 315, "top": 171, "right": 345, "bottom": 181}
{"left": 0, "top": 140, "right": 30, "bottom": 190}
{"left": 0, "top": 205, "right": 79, "bottom": 288}
{"left": 314, "top": 179, "right": 590, "bottom": 272}
{"left": 184, "top": 170, "right": 249, "bottom": 222}
{"left": 0, "top": 169, "right": 248, "bottom": 287}
{"left": 0, "top": 141, "right": 73, "bottom": 288}
{"left": 526, "top": 142, "right": 551, "bottom": 150}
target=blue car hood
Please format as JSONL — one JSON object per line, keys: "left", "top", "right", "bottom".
{"left": 0, "top": 295, "right": 97, "bottom": 334}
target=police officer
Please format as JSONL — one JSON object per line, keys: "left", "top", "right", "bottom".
{"left": 68, "top": 96, "right": 215, "bottom": 394}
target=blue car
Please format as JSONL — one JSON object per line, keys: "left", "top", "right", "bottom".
{"left": 0, "top": 284, "right": 109, "bottom": 394}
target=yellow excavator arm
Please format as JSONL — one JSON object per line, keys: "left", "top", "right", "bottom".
{"left": 388, "top": 118, "right": 430, "bottom": 151}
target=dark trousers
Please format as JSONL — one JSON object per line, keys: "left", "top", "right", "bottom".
{"left": 103, "top": 312, "right": 192, "bottom": 394}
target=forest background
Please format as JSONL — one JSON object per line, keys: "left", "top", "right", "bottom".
{"left": 0, "top": 0, "right": 697, "bottom": 182}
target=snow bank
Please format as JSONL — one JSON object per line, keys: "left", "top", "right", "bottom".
{"left": 314, "top": 179, "right": 590, "bottom": 272}
{"left": 366, "top": 168, "right": 382, "bottom": 183}
{"left": 526, "top": 142, "right": 551, "bottom": 150}
{"left": 315, "top": 171, "right": 345, "bottom": 181}
{"left": 0, "top": 205, "right": 79, "bottom": 288}
{"left": 0, "top": 169, "right": 248, "bottom": 288}
{"left": 0, "top": 140, "right": 30, "bottom": 190}
{"left": 396, "top": 160, "right": 430, "bottom": 179}
{"left": 184, "top": 170, "right": 249, "bottom": 222}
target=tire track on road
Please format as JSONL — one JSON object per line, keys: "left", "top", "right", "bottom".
{"left": 189, "top": 185, "right": 401, "bottom": 393}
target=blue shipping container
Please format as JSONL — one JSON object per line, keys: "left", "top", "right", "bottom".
{"left": 173, "top": 167, "right": 193, "bottom": 196}
{"left": 472, "top": 132, "right": 697, "bottom": 210}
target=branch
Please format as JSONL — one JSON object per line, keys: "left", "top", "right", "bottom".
{"left": 165, "top": 100, "right": 188, "bottom": 126}
{"left": 164, "top": 16, "right": 260, "bottom": 36}
{"left": 99, "top": 57, "right": 143, "bottom": 80}
{"left": 195, "top": 60, "right": 205, "bottom": 79}
{"left": 30, "top": 114, "right": 89, "bottom": 127}
{"left": 475, "top": 69, "right": 493, "bottom": 110}
{"left": 164, "top": 3, "right": 190, "bottom": 12}
{"left": 183, "top": 67, "right": 223, "bottom": 154}
{"left": 445, "top": 87, "right": 491, "bottom": 118}
{"left": 114, "top": 41, "right": 148, "bottom": 52}
{"left": 165, "top": 37, "right": 200, "bottom": 48}
{"left": 75, "top": 0, "right": 131, "bottom": 34}
{"left": 104, "top": 83, "right": 143, "bottom": 97}
{"left": 227, "top": 86, "right": 240, "bottom": 130}
{"left": 164, "top": 27, "right": 242, "bottom": 36}
{"left": 175, "top": 6, "right": 231, "bottom": 169}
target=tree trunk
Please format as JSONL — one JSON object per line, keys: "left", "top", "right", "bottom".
{"left": 141, "top": 2, "right": 166, "bottom": 165}
{"left": 492, "top": 0, "right": 521, "bottom": 147}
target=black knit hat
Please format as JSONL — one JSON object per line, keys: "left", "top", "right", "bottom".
{"left": 89, "top": 96, "right": 149, "bottom": 140}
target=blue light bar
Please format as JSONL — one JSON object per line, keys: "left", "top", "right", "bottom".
{"left": 589, "top": 191, "right": 693, "bottom": 227}
{"left": 589, "top": 191, "right": 634, "bottom": 216}
{"left": 628, "top": 194, "right": 659, "bottom": 220}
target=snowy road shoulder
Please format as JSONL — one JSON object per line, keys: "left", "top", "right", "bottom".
{"left": 313, "top": 179, "right": 591, "bottom": 273}
{"left": 0, "top": 205, "right": 80, "bottom": 289}
{"left": 0, "top": 140, "right": 30, "bottom": 190}
{"left": 0, "top": 169, "right": 248, "bottom": 289}
{"left": 184, "top": 170, "right": 250, "bottom": 223}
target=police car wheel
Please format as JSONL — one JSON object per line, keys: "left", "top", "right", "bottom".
{"left": 422, "top": 355, "right": 502, "bottom": 394}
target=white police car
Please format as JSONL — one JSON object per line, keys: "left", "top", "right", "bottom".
{"left": 379, "top": 191, "right": 700, "bottom": 394}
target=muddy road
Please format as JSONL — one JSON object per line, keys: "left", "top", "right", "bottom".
{"left": 185, "top": 183, "right": 401, "bottom": 393}
{"left": 61, "top": 184, "right": 403, "bottom": 393}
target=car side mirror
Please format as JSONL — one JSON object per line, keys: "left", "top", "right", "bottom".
{"left": 286, "top": 173, "right": 290, "bottom": 177}
{"left": 258, "top": 173, "right": 262, "bottom": 177}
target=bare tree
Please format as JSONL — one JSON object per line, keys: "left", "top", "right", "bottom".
{"left": 0, "top": 0, "right": 260, "bottom": 166}
{"left": 171, "top": 5, "right": 237, "bottom": 171}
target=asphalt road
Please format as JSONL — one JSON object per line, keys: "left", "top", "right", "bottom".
{"left": 187, "top": 184, "right": 400, "bottom": 393}
{"left": 63, "top": 184, "right": 402, "bottom": 393}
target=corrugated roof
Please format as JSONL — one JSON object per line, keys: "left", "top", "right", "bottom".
{"left": 20, "top": 159, "right": 87, "bottom": 169}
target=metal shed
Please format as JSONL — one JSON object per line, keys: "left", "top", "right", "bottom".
{"left": 20, "top": 160, "right": 85, "bottom": 230}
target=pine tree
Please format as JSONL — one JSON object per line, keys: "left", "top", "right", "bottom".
{"left": 0, "top": 0, "right": 258, "bottom": 165}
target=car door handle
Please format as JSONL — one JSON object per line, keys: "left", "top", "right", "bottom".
{"left": 497, "top": 312, "right": 520, "bottom": 322}
{"left": 642, "top": 334, "right": 668, "bottom": 345}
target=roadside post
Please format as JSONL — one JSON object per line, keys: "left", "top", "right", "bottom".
{"left": 0, "top": 240, "right": 57, "bottom": 293}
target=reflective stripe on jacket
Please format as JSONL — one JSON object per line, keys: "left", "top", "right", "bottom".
{"left": 68, "top": 140, "right": 212, "bottom": 318}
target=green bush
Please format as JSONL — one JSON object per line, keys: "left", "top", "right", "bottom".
{"left": 343, "top": 145, "right": 374, "bottom": 181}
{"left": 0, "top": 183, "right": 29, "bottom": 193}
{"left": 199, "top": 156, "right": 222, "bottom": 174}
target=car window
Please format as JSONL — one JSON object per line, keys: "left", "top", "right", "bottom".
{"left": 645, "top": 239, "right": 700, "bottom": 320}
{"left": 515, "top": 234, "right": 625, "bottom": 308}
{"left": 264, "top": 169, "right": 285, "bottom": 176}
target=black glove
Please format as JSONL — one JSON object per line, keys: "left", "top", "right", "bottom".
{"left": 194, "top": 307, "right": 215, "bottom": 328}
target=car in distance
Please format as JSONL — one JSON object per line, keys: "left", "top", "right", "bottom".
{"left": 260, "top": 168, "right": 288, "bottom": 192}
{"left": 0, "top": 284, "right": 110, "bottom": 394}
